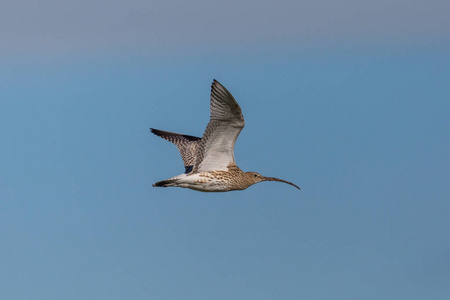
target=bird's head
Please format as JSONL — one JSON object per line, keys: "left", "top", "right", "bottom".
{"left": 245, "top": 172, "right": 300, "bottom": 190}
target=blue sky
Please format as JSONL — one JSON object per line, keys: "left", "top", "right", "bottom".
{"left": 1, "top": 1, "right": 450, "bottom": 299}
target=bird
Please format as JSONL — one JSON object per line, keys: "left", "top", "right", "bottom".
{"left": 150, "top": 79, "right": 300, "bottom": 192}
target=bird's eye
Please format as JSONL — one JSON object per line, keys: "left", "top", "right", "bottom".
{"left": 254, "top": 174, "right": 258, "bottom": 177}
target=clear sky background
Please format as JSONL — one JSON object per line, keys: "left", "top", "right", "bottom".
{"left": 1, "top": 1, "right": 449, "bottom": 299}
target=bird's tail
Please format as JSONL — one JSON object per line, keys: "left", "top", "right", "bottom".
{"left": 153, "top": 174, "right": 186, "bottom": 188}
{"left": 153, "top": 179, "right": 177, "bottom": 187}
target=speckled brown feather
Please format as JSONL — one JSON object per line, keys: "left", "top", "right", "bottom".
{"left": 150, "top": 128, "right": 201, "bottom": 173}
{"left": 196, "top": 167, "right": 249, "bottom": 190}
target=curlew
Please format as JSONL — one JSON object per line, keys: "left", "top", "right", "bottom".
{"left": 150, "top": 79, "right": 300, "bottom": 192}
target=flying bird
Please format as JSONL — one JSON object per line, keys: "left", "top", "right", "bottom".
{"left": 151, "top": 79, "right": 300, "bottom": 192}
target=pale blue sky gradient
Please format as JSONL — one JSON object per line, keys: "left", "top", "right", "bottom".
{"left": 1, "top": 1, "right": 450, "bottom": 299}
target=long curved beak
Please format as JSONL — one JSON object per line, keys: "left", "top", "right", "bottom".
{"left": 263, "top": 177, "right": 301, "bottom": 190}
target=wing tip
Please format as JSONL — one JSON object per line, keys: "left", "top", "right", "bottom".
{"left": 150, "top": 128, "right": 161, "bottom": 136}
{"left": 211, "top": 79, "right": 233, "bottom": 99}
{"left": 211, "top": 79, "right": 224, "bottom": 90}
{"left": 150, "top": 128, "right": 201, "bottom": 141}
{"left": 211, "top": 79, "right": 218, "bottom": 90}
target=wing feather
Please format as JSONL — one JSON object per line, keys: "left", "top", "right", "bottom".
{"left": 193, "top": 80, "right": 245, "bottom": 172}
{"left": 150, "top": 128, "right": 201, "bottom": 173}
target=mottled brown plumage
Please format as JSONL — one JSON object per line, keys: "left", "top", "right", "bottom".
{"left": 150, "top": 128, "right": 201, "bottom": 173}
{"left": 150, "top": 79, "right": 300, "bottom": 192}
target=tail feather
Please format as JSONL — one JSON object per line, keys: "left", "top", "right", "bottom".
{"left": 153, "top": 179, "right": 177, "bottom": 187}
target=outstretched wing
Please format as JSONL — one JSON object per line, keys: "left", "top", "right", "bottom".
{"left": 193, "top": 80, "right": 245, "bottom": 172}
{"left": 150, "top": 128, "right": 201, "bottom": 173}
